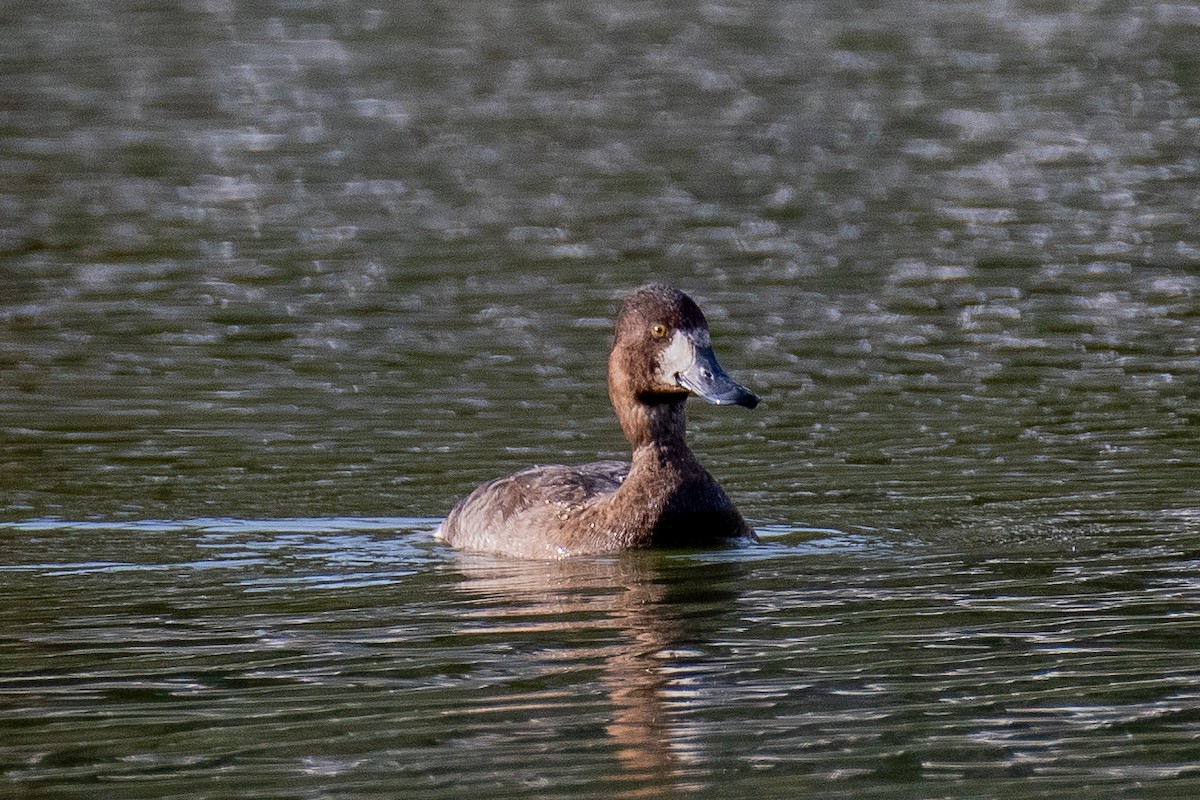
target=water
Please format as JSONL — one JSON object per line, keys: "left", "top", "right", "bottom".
{"left": 3, "top": 0, "right": 1200, "bottom": 796}
{"left": 4, "top": 516, "right": 1199, "bottom": 798}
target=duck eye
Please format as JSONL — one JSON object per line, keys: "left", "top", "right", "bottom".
{"left": 651, "top": 323, "right": 668, "bottom": 338}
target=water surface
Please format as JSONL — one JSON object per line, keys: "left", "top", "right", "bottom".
{"left": 4, "top": 515, "right": 1199, "bottom": 798}
{"left": 3, "top": 0, "right": 1200, "bottom": 797}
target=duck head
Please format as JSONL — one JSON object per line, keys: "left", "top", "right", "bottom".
{"left": 609, "top": 283, "right": 760, "bottom": 410}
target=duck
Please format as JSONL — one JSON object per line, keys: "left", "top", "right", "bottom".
{"left": 435, "top": 282, "right": 760, "bottom": 559}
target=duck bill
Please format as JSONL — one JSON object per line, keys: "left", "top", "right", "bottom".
{"left": 676, "top": 344, "right": 760, "bottom": 408}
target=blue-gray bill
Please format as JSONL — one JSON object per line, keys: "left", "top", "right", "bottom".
{"left": 675, "top": 345, "right": 760, "bottom": 408}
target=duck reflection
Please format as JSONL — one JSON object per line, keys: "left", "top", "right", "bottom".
{"left": 449, "top": 553, "right": 746, "bottom": 795}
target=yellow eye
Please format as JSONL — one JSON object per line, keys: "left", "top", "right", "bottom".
{"left": 651, "top": 323, "right": 668, "bottom": 338}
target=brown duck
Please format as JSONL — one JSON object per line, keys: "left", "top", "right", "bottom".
{"left": 435, "top": 283, "right": 760, "bottom": 558}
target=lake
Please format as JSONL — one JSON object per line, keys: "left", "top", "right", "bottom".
{"left": 3, "top": 1, "right": 1200, "bottom": 797}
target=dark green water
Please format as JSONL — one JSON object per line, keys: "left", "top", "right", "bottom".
{"left": 3, "top": 1, "right": 1200, "bottom": 797}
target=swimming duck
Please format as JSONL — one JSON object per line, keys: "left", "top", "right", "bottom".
{"left": 435, "top": 283, "right": 760, "bottom": 558}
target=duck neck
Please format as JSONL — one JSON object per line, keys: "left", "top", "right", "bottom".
{"left": 614, "top": 394, "right": 693, "bottom": 458}
{"left": 604, "top": 395, "right": 722, "bottom": 549}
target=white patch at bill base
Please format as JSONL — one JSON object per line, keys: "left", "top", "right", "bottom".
{"left": 658, "top": 329, "right": 698, "bottom": 381}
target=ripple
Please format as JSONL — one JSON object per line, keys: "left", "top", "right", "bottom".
{"left": 4, "top": 0, "right": 1200, "bottom": 796}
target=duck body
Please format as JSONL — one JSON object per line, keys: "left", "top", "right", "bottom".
{"left": 435, "top": 283, "right": 759, "bottom": 559}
